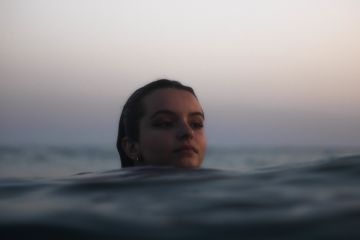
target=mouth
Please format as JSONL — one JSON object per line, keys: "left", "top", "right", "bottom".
{"left": 173, "top": 145, "right": 198, "bottom": 154}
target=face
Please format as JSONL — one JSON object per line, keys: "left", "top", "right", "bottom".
{"left": 137, "top": 88, "right": 207, "bottom": 168}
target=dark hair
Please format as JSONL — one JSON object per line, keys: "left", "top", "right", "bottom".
{"left": 116, "top": 79, "right": 197, "bottom": 167}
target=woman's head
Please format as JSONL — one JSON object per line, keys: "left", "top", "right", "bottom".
{"left": 117, "top": 79, "right": 207, "bottom": 168}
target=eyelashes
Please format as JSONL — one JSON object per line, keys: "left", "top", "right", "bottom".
{"left": 153, "top": 121, "right": 174, "bottom": 129}
{"left": 190, "top": 122, "right": 204, "bottom": 129}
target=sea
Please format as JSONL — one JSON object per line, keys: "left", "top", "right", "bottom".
{"left": 1, "top": 145, "right": 360, "bottom": 239}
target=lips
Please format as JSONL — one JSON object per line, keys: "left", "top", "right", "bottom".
{"left": 173, "top": 145, "right": 198, "bottom": 154}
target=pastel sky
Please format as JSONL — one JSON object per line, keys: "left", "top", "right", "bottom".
{"left": 1, "top": 0, "right": 360, "bottom": 147}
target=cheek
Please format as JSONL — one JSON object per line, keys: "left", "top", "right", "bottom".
{"left": 139, "top": 130, "right": 173, "bottom": 153}
{"left": 202, "top": 135, "right": 208, "bottom": 150}
{"left": 196, "top": 130, "right": 207, "bottom": 145}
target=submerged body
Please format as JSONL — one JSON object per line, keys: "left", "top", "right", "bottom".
{"left": 2, "top": 146, "right": 360, "bottom": 239}
{"left": 2, "top": 153, "right": 360, "bottom": 240}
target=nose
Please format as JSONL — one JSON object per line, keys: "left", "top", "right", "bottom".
{"left": 176, "top": 122, "right": 194, "bottom": 140}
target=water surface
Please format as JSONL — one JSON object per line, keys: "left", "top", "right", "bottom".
{"left": 1, "top": 146, "right": 360, "bottom": 239}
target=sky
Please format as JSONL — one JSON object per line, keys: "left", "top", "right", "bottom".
{"left": 1, "top": 0, "right": 360, "bottom": 147}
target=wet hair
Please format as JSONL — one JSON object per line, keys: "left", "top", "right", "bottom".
{"left": 116, "top": 79, "right": 197, "bottom": 167}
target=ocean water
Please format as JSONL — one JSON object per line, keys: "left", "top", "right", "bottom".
{"left": 1, "top": 145, "right": 360, "bottom": 239}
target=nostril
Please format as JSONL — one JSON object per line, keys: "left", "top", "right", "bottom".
{"left": 177, "top": 124, "right": 194, "bottom": 139}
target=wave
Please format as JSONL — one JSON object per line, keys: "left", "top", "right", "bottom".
{"left": 1, "top": 156, "right": 360, "bottom": 239}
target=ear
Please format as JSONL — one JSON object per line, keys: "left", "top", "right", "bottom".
{"left": 121, "top": 137, "right": 140, "bottom": 160}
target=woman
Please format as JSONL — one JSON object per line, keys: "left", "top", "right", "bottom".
{"left": 117, "top": 79, "right": 207, "bottom": 168}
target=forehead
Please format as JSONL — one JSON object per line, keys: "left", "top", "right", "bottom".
{"left": 143, "top": 88, "right": 202, "bottom": 115}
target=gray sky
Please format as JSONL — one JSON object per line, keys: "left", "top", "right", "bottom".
{"left": 1, "top": 0, "right": 360, "bottom": 147}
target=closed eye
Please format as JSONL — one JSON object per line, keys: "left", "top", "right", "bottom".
{"left": 190, "top": 121, "right": 204, "bottom": 129}
{"left": 153, "top": 121, "right": 175, "bottom": 129}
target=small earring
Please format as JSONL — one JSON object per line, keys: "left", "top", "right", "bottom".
{"left": 136, "top": 155, "right": 143, "bottom": 164}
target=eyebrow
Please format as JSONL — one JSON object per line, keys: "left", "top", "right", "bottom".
{"left": 150, "top": 110, "right": 205, "bottom": 120}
